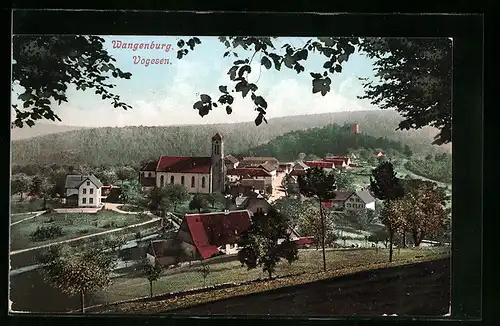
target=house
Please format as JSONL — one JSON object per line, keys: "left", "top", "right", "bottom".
{"left": 304, "top": 160, "right": 336, "bottom": 170}
{"left": 146, "top": 239, "right": 179, "bottom": 267}
{"left": 292, "top": 161, "right": 310, "bottom": 171}
{"left": 64, "top": 174, "right": 103, "bottom": 208}
{"left": 240, "top": 156, "right": 279, "bottom": 166}
{"left": 139, "top": 133, "right": 226, "bottom": 194}
{"left": 175, "top": 210, "right": 253, "bottom": 259}
{"left": 324, "top": 190, "right": 376, "bottom": 211}
{"left": 229, "top": 192, "right": 273, "bottom": 215}
{"left": 224, "top": 154, "right": 240, "bottom": 170}
{"left": 226, "top": 167, "right": 273, "bottom": 186}
{"left": 277, "top": 162, "right": 294, "bottom": 174}
{"left": 345, "top": 190, "right": 376, "bottom": 211}
{"left": 324, "top": 156, "right": 351, "bottom": 166}
{"left": 229, "top": 179, "right": 267, "bottom": 198}
{"left": 376, "top": 151, "right": 385, "bottom": 157}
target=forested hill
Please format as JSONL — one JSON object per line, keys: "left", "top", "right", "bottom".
{"left": 247, "top": 123, "right": 409, "bottom": 162}
{"left": 10, "top": 110, "right": 450, "bottom": 167}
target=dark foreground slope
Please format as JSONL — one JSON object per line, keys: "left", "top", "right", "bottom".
{"left": 172, "top": 258, "right": 450, "bottom": 317}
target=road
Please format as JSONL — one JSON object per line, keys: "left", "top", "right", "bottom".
{"left": 269, "top": 172, "right": 287, "bottom": 203}
{"left": 171, "top": 258, "right": 450, "bottom": 316}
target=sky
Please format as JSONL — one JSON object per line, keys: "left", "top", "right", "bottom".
{"left": 12, "top": 36, "right": 379, "bottom": 127}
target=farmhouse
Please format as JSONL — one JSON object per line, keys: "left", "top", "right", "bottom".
{"left": 64, "top": 174, "right": 103, "bottom": 208}
{"left": 327, "top": 190, "right": 376, "bottom": 211}
{"left": 229, "top": 192, "right": 273, "bottom": 215}
{"left": 175, "top": 210, "right": 253, "bottom": 259}
{"left": 226, "top": 167, "right": 273, "bottom": 185}
{"left": 139, "top": 133, "right": 226, "bottom": 194}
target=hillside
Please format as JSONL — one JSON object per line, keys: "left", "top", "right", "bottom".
{"left": 10, "top": 124, "right": 89, "bottom": 141}
{"left": 248, "top": 123, "right": 411, "bottom": 161}
{"left": 10, "top": 110, "right": 450, "bottom": 167}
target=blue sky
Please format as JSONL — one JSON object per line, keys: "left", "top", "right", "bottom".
{"left": 14, "top": 36, "right": 379, "bottom": 127}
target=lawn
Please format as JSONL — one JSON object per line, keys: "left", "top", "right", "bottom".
{"left": 10, "top": 213, "right": 38, "bottom": 224}
{"left": 116, "top": 205, "right": 144, "bottom": 213}
{"left": 10, "top": 198, "right": 63, "bottom": 214}
{"left": 91, "top": 246, "right": 450, "bottom": 311}
{"left": 10, "top": 209, "right": 151, "bottom": 251}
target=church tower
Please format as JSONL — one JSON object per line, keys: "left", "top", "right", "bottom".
{"left": 211, "top": 133, "right": 225, "bottom": 193}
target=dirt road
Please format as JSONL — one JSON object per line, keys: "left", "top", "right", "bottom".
{"left": 171, "top": 258, "right": 450, "bottom": 316}
{"left": 269, "top": 173, "right": 287, "bottom": 203}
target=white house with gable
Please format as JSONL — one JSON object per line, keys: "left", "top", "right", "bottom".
{"left": 65, "top": 174, "right": 103, "bottom": 208}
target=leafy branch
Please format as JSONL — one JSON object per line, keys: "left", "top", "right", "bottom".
{"left": 176, "top": 36, "right": 360, "bottom": 126}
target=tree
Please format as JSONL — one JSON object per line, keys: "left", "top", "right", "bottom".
{"left": 399, "top": 179, "right": 448, "bottom": 246}
{"left": 238, "top": 209, "right": 298, "bottom": 279}
{"left": 335, "top": 170, "right": 356, "bottom": 191}
{"left": 11, "top": 173, "right": 31, "bottom": 201}
{"left": 94, "top": 168, "right": 118, "bottom": 186}
{"left": 369, "top": 161, "right": 405, "bottom": 262}
{"left": 162, "top": 184, "right": 189, "bottom": 212}
{"left": 116, "top": 166, "right": 137, "bottom": 182}
{"left": 403, "top": 145, "right": 413, "bottom": 158}
{"left": 119, "top": 179, "right": 145, "bottom": 206}
{"left": 198, "top": 261, "right": 211, "bottom": 287}
{"left": 297, "top": 153, "right": 306, "bottom": 161}
{"left": 272, "top": 197, "right": 303, "bottom": 229}
{"left": 205, "top": 192, "right": 224, "bottom": 209}
{"left": 359, "top": 38, "right": 452, "bottom": 145}
{"left": 297, "top": 167, "right": 337, "bottom": 271}
{"left": 189, "top": 194, "right": 209, "bottom": 213}
{"left": 138, "top": 260, "right": 163, "bottom": 298}
{"left": 11, "top": 35, "right": 132, "bottom": 128}
{"left": 28, "top": 175, "right": 53, "bottom": 210}
{"left": 38, "top": 245, "right": 115, "bottom": 313}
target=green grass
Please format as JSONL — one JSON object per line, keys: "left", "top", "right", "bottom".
{"left": 10, "top": 209, "right": 150, "bottom": 251}
{"left": 92, "top": 247, "right": 450, "bottom": 308}
{"left": 10, "top": 213, "right": 38, "bottom": 224}
{"left": 10, "top": 198, "right": 63, "bottom": 214}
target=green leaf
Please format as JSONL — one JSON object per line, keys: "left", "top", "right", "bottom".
{"left": 337, "top": 54, "right": 348, "bottom": 64}
{"left": 223, "top": 51, "right": 230, "bottom": 58}
{"left": 219, "top": 85, "right": 228, "bottom": 93}
{"left": 234, "top": 60, "right": 246, "bottom": 65}
{"left": 177, "top": 39, "right": 185, "bottom": 48}
{"left": 310, "top": 72, "right": 322, "bottom": 79}
{"left": 26, "top": 119, "right": 35, "bottom": 127}
{"left": 335, "top": 65, "right": 342, "bottom": 73}
{"left": 255, "top": 114, "right": 263, "bottom": 126}
{"left": 193, "top": 37, "right": 201, "bottom": 44}
{"left": 226, "top": 105, "right": 232, "bottom": 114}
{"left": 212, "top": 102, "right": 218, "bottom": 108}
{"left": 261, "top": 56, "right": 272, "bottom": 69}
{"left": 295, "top": 49, "right": 308, "bottom": 61}
{"left": 193, "top": 101, "right": 204, "bottom": 110}
{"left": 323, "top": 61, "right": 333, "bottom": 69}
{"left": 238, "top": 65, "right": 251, "bottom": 78}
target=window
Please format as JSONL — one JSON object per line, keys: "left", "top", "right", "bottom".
{"left": 229, "top": 244, "right": 235, "bottom": 249}
{"left": 181, "top": 176, "right": 185, "bottom": 185}
{"left": 90, "top": 188, "right": 94, "bottom": 195}
{"left": 170, "top": 176, "right": 175, "bottom": 184}
{"left": 160, "top": 175, "right": 165, "bottom": 187}
{"left": 202, "top": 176, "right": 206, "bottom": 188}
{"left": 191, "top": 176, "right": 195, "bottom": 188}
{"left": 89, "top": 198, "right": 94, "bottom": 204}
{"left": 148, "top": 172, "right": 152, "bottom": 177}
{"left": 346, "top": 203, "right": 350, "bottom": 208}
{"left": 82, "top": 198, "right": 87, "bottom": 204}
{"left": 87, "top": 181, "right": 90, "bottom": 186}
{"left": 256, "top": 207, "right": 264, "bottom": 214}
{"left": 83, "top": 188, "right": 87, "bottom": 194}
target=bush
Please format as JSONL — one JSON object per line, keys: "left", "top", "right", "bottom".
{"left": 43, "top": 217, "right": 55, "bottom": 223}
{"left": 137, "top": 212, "right": 150, "bottom": 220}
{"left": 135, "top": 231, "right": 142, "bottom": 240}
{"left": 30, "top": 225, "right": 64, "bottom": 242}
{"left": 77, "top": 228, "right": 90, "bottom": 235}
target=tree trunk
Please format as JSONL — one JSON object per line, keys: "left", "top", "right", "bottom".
{"left": 80, "top": 291, "right": 85, "bottom": 313}
{"left": 267, "top": 269, "right": 273, "bottom": 280}
{"left": 389, "top": 228, "right": 394, "bottom": 263}
{"left": 412, "top": 230, "right": 423, "bottom": 247}
{"left": 43, "top": 196, "right": 47, "bottom": 210}
{"left": 402, "top": 231, "right": 406, "bottom": 248}
{"left": 20, "top": 192, "right": 23, "bottom": 201}
{"left": 319, "top": 200, "right": 327, "bottom": 272}
{"left": 149, "top": 281, "right": 153, "bottom": 298}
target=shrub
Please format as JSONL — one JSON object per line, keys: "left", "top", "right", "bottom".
{"left": 30, "top": 225, "right": 64, "bottom": 242}
{"left": 137, "top": 212, "right": 150, "bottom": 220}
{"left": 43, "top": 217, "right": 55, "bottom": 223}
{"left": 77, "top": 228, "right": 90, "bottom": 235}
{"left": 135, "top": 231, "right": 142, "bottom": 240}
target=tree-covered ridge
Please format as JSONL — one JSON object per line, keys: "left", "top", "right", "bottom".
{"left": 247, "top": 123, "right": 410, "bottom": 162}
{"left": 11, "top": 110, "right": 450, "bottom": 167}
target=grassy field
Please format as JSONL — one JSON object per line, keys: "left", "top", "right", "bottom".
{"left": 10, "top": 209, "right": 150, "bottom": 251}
{"left": 90, "top": 247, "right": 450, "bottom": 310}
{"left": 10, "top": 213, "right": 39, "bottom": 224}
{"left": 116, "top": 205, "right": 144, "bottom": 212}
{"left": 10, "top": 198, "right": 63, "bottom": 214}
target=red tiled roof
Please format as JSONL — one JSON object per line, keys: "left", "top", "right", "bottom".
{"left": 212, "top": 133, "right": 223, "bottom": 141}
{"left": 304, "top": 161, "right": 335, "bottom": 169}
{"left": 156, "top": 156, "right": 211, "bottom": 174}
{"left": 227, "top": 168, "right": 272, "bottom": 177}
{"left": 185, "top": 210, "right": 252, "bottom": 259}
{"left": 332, "top": 191, "right": 355, "bottom": 201}
{"left": 294, "top": 236, "right": 314, "bottom": 245}
{"left": 324, "top": 156, "right": 349, "bottom": 164}
{"left": 141, "top": 161, "right": 158, "bottom": 171}
{"left": 224, "top": 155, "right": 239, "bottom": 164}
{"left": 242, "top": 157, "right": 279, "bottom": 162}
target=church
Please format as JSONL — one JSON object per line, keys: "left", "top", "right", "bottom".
{"left": 139, "top": 133, "right": 226, "bottom": 194}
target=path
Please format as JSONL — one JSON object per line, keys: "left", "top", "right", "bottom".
{"left": 269, "top": 173, "right": 287, "bottom": 203}
{"left": 104, "top": 203, "right": 142, "bottom": 215}
{"left": 10, "top": 211, "right": 46, "bottom": 226}
{"left": 10, "top": 217, "right": 161, "bottom": 256}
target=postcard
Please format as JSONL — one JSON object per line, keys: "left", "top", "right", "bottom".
{"left": 10, "top": 34, "right": 452, "bottom": 317}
